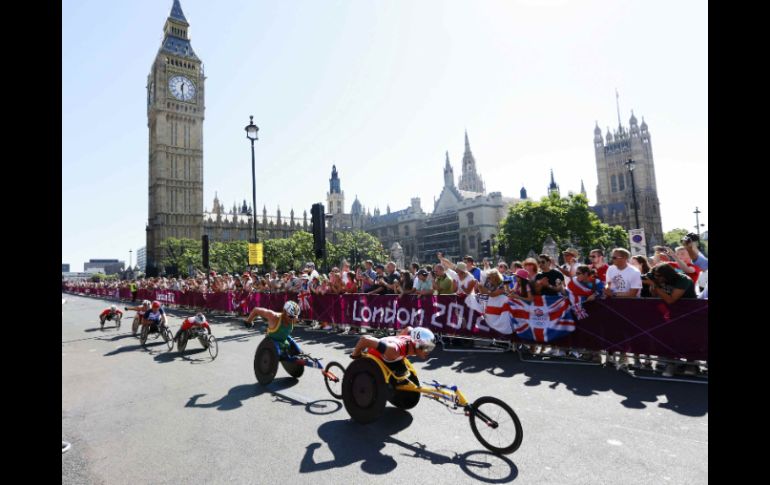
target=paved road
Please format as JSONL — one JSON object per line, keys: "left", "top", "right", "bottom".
{"left": 62, "top": 294, "right": 707, "bottom": 484}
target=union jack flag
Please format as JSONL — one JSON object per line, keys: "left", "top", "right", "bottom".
{"left": 298, "top": 291, "right": 312, "bottom": 312}
{"left": 464, "top": 293, "right": 578, "bottom": 342}
{"left": 566, "top": 277, "right": 596, "bottom": 320}
{"left": 507, "top": 295, "right": 576, "bottom": 342}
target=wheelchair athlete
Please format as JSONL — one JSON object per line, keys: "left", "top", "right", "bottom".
{"left": 99, "top": 305, "right": 122, "bottom": 328}
{"left": 247, "top": 300, "right": 303, "bottom": 358}
{"left": 174, "top": 312, "right": 211, "bottom": 342}
{"left": 142, "top": 300, "right": 169, "bottom": 332}
{"left": 349, "top": 326, "right": 436, "bottom": 382}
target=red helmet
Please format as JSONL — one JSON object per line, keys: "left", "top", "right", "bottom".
{"left": 151, "top": 300, "right": 161, "bottom": 309}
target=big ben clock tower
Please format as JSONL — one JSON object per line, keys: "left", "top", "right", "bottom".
{"left": 146, "top": 0, "right": 205, "bottom": 275}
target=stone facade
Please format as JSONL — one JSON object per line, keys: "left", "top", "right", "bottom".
{"left": 592, "top": 109, "right": 664, "bottom": 248}
{"left": 146, "top": 2, "right": 303, "bottom": 274}
{"left": 146, "top": 1, "right": 204, "bottom": 272}
{"left": 327, "top": 132, "right": 529, "bottom": 264}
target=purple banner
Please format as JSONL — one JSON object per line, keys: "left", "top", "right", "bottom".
{"left": 62, "top": 285, "right": 707, "bottom": 360}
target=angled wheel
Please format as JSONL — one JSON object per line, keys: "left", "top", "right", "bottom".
{"left": 177, "top": 331, "right": 188, "bottom": 353}
{"left": 163, "top": 327, "right": 174, "bottom": 351}
{"left": 468, "top": 396, "right": 523, "bottom": 455}
{"left": 132, "top": 317, "right": 141, "bottom": 336}
{"left": 115, "top": 316, "right": 121, "bottom": 330}
{"left": 207, "top": 335, "right": 218, "bottom": 360}
{"left": 324, "top": 361, "right": 345, "bottom": 399}
{"left": 280, "top": 344, "right": 305, "bottom": 379}
{"left": 254, "top": 337, "right": 279, "bottom": 385}
{"left": 140, "top": 325, "right": 149, "bottom": 346}
{"left": 388, "top": 373, "right": 421, "bottom": 409}
{"left": 342, "top": 358, "right": 388, "bottom": 424}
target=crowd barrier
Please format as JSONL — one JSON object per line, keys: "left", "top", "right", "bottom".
{"left": 62, "top": 285, "right": 708, "bottom": 361}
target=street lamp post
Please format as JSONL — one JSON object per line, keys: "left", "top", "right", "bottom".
{"left": 245, "top": 116, "right": 259, "bottom": 247}
{"left": 625, "top": 158, "right": 641, "bottom": 230}
{"left": 129, "top": 249, "right": 132, "bottom": 269}
{"left": 693, "top": 206, "right": 704, "bottom": 235}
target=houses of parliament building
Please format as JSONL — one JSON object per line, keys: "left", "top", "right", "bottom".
{"left": 144, "top": 1, "right": 663, "bottom": 273}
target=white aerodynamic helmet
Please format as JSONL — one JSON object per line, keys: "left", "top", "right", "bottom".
{"left": 283, "top": 300, "right": 301, "bottom": 319}
{"left": 410, "top": 327, "right": 436, "bottom": 352}
{"left": 110, "top": 305, "right": 117, "bottom": 311}
{"left": 194, "top": 313, "right": 206, "bottom": 324}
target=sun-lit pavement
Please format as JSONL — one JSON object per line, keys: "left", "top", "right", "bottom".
{"left": 63, "top": 293, "right": 707, "bottom": 484}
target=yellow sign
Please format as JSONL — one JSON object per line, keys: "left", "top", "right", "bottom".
{"left": 248, "top": 243, "right": 263, "bottom": 265}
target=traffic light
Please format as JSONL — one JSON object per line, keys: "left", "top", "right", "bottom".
{"left": 311, "top": 203, "right": 326, "bottom": 259}
{"left": 497, "top": 241, "right": 506, "bottom": 256}
{"left": 202, "top": 234, "right": 210, "bottom": 269}
{"left": 481, "top": 240, "right": 492, "bottom": 258}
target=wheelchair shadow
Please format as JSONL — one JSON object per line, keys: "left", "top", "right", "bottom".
{"left": 185, "top": 378, "right": 298, "bottom": 411}
{"left": 299, "top": 408, "right": 517, "bottom": 481}
{"left": 271, "top": 393, "right": 343, "bottom": 416}
{"left": 212, "top": 332, "right": 256, "bottom": 344}
{"left": 103, "top": 333, "right": 136, "bottom": 342}
{"left": 103, "top": 342, "right": 164, "bottom": 356}
{"left": 153, "top": 347, "right": 212, "bottom": 364}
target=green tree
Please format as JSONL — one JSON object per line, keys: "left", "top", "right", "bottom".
{"left": 263, "top": 231, "right": 315, "bottom": 271}
{"left": 160, "top": 238, "right": 201, "bottom": 275}
{"left": 664, "top": 227, "right": 708, "bottom": 255}
{"left": 327, "top": 231, "right": 388, "bottom": 268}
{"left": 498, "top": 192, "right": 628, "bottom": 261}
{"left": 209, "top": 240, "right": 247, "bottom": 274}
{"left": 664, "top": 228, "right": 689, "bottom": 248}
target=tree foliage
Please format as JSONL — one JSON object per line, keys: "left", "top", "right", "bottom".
{"left": 498, "top": 193, "right": 628, "bottom": 262}
{"left": 159, "top": 231, "right": 388, "bottom": 275}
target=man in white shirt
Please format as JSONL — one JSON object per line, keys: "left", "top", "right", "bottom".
{"left": 604, "top": 248, "right": 642, "bottom": 298}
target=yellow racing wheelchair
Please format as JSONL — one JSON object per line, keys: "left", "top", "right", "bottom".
{"left": 341, "top": 350, "right": 523, "bottom": 455}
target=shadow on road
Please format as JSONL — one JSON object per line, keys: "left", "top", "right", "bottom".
{"left": 185, "top": 378, "right": 298, "bottom": 411}
{"left": 299, "top": 408, "right": 518, "bottom": 481}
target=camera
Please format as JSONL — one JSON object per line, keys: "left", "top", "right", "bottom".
{"left": 681, "top": 232, "right": 700, "bottom": 244}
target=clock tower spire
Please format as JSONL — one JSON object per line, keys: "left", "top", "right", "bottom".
{"left": 146, "top": 0, "right": 205, "bottom": 275}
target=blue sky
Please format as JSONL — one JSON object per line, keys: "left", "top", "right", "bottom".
{"left": 63, "top": 0, "right": 707, "bottom": 271}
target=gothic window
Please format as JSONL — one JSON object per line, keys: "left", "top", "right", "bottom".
{"left": 404, "top": 225, "right": 410, "bottom": 236}
{"left": 618, "top": 173, "right": 626, "bottom": 191}
{"left": 461, "top": 235, "right": 467, "bottom": 252}
{"left": 222, "top": 230, "right": 230, "bottom": 240}
{"left": 611, "top": 175, "right": 617, "bottom": 193}
{"left": 469, "top": 235, "right": 476, "bottom": 249}
{"left": 467, "top": 212, "right": 474, "bottom": 226}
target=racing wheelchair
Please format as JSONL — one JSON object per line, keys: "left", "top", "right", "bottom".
{"left": 341, "top": 350, "right": 523, "bottom": 455}
{"left": 139, "top": 320, "right": 174, "bottom": 351}
{"left": 253, "top": 336, "right": 346, "bottom": 399}
{"left": 100, "top": 312, "right": 121, "bottom": 330}
{"left": 177, "top": 325, "right": 218, "bottom": 360}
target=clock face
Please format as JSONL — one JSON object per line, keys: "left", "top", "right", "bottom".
{"left": 168, "top": 75, "right": 196, "bottom": 101}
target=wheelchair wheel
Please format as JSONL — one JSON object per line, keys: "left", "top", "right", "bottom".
{"left": 132, "top": 317, "right": 140, "bottom": 336}
{"left": 324, "top": 361, "right": 345, "bottom": 400}
{"left": 177, "top": 331, "right": 188, "bottom": 353}
{"left": 388, "top": 373, "right": 421, "bottom": 410}
{"left": 468, "top": 396, "right": 523, "bottom": 455}
{"left": 280, "top": 344, "right": 305, "bottom": 379}
{"left": 199, "top": 335, "right": 209, "bottom": 349}
{"left": 342, "top": 358, "right": 388, "bottom": 424}
{"left": 115, "top": 316, "right": 121, "bottom": 330}
{"left": 254, "top": 337, "right": 279, "bottom": 385}
{"left": 207, "top": 336, "right": 218, "bottom": 360}
{"left": 139, "top": 325, "right": 149, "bottom": 346}
{"left": 163, "top": 328, "right": 174, "bottom": 351}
